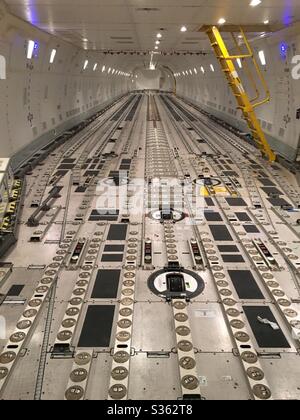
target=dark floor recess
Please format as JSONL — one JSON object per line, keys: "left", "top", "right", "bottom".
{"left": 75, "top": 187, "right": 87, "bottom": 193}
{"left": 62, "top": 158, "right": 76, "bottom": 164}
{"left": 104, "top": 245, "right": 125, "bottom": 253}
{"left": 226, "top": 197, "right": 247, "bottom": 207}
{"left": 107, "top": 224, "right": 128, "bottom": 241}
{"left": 78, "top": 305, "right": 115, "bottom": 348}
{"left": 205, "top": 197, "right": 215, "bottom": 206}
{"left": 261, "top": 187, "right": 283, "bottom": 196}
{"left": 204, "top": 212, "right": 223, "bottom": 222}
{"left": 228, "top": 270, "right": 264, "bottom": 300}
{"left": 223, "top": 171, "right": 239, "bottom": 177}
{"left": 267, "top": 198, "right": 291, "bottom": 207}
{"left": 222, "top": 255, "right": 245, "bottom": 263}
{"left": 243, "top": 306, "right": 291, "bottom": 349}
{"left": 235, "top": 212, "right": 252, "bottom": 222}
{"left": 259, "top": 178, "right": 276, "bottom": 187}
{"left": 7, "top": 285, "right": 24, "bottom": 296}
{"left": 91, "top": 269, "right": 121, "bottom": 299}
{"left": 218, "top": 245, "right": 239, "bottom": 253}
{"left": 57, "top": 164, "right": 75, "bottom": 170}
{"left": 244, "top": 225, "right": 260, "bottom": 234}
{"left": 209, "top": 225, "right": 233, "bottom": 241}
{"left": 101, "top": 254, "right": 124, "bottom": 262}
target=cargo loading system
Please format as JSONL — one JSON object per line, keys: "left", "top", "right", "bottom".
{"left": 0, "top": 92, "right": 300, "bottom": 401}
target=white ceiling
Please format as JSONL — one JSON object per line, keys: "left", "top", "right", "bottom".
{"left": 5, "top": 0, "right": 300, "bottom": 52}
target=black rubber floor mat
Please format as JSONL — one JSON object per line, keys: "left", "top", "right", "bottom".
{"left": 209, "top": 225, "right": 233, "bottom": 241}
{"left": 91, "top": 269, "right": 121, "bottom": 299}
{"left": 101, "top": 254, "right": 124, "bottom": 262}
{"left": 218, "top": 245, "right": 239, "bottom": 253}
{"left": 243, "top": 306, "right": 291, "bottom": 348}
{"left": 222, "top": 255, "right": 245, "bottom": 263}
{"left": 78, "top": 305, "right": 115, "bottom": 348}
{"left": 244, "top": 225, "right": 260, "bottom": 233}
{"left": 107, "top": 224, "right": 128, "bottom": 240}
{"left": 228, "top": 270, "right": 264, "bottom": 300}
{"left": 235, "top": 212, "right": 252, "bottom": 222}
{"left": 226, "top": 197, "right": 247, "bottom": 207}
{"left": 204, "top": 212, "right": 223, "bottom": 222}
{"left": 7, "top": 285, "right": 24, "bottom": 296}
{"left": 104, "top": 245, "right": 125, "bottom": 252}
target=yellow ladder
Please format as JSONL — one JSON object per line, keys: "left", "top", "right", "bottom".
{"left": 206, "top": 25, "right": 276, "bottom": 162}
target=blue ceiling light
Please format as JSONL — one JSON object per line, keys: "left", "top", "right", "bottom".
{"left": 280, "top": 42, "right": 288, "bottom": 58}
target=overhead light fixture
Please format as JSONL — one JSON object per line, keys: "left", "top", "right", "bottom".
{"left": 83, "top": 60, "right": 89, "bottom": 70}
{"left": 181, "top": 26, "right": 187, "bottom": 32}
{"left": 218, "top": 18, "right": 226, "bottom": 25}
{"left": 194, "top": 68, "right": 198, "bottom": 74}
{"left": 201, "top": 66, "right": 205, "bottom": 74}
{"left": 83, "top": 38, "right": 89, "bottom": 42}
{"left": 155, "top": 46, "right": 159, "bottom": 50}
{"left": 236, "top": 58, "right": 242, "bottom": 68}
{"left": 27, "top": 40, "right": 35, "bottom": 59}
{"left": 93, "top": 63, "right": 98, "bottom": 71}
{"left": 264, "top": 19, "right": 269, "bottom": 24}
{"left": 210, "top": 64, "right": 215, "bottom": 72}
{"left": 250, "top": 0, "right": 261, "bottom": 6}
{"left": 49, "top": 48, "right": 57, "bottom": 64}
{"left": 102, "top": 65, "right": 106, "bottom": 72}
{"left": 108, "top": 67, "right": 111, "bottom": 74}
{"left": 155, "top": 40, "right": 160, "bottom": 45}
{"left": 157, "top": 33, "right": 162, "bottom": 38}
{"left": 258, "top": 50, "right": 266, "bottom": 65}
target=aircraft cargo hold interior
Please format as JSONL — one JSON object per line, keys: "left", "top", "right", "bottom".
{"left": 0, "top": 0, "right": 300, "bottom": 402}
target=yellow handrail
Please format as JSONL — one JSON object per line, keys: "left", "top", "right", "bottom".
{"left": 238, "top": 27, "right": 271, "bottom": 108}
{"left": 230, "top": 32, "right": 260, "bottom": 103}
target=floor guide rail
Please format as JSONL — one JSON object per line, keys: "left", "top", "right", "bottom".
{"left": 0, "top": 92, "right": 300, "bottom": 400}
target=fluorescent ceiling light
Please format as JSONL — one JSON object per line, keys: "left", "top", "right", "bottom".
{"left": 157, "top": 33, "right": 162, "bottom": 38}
{"left": 181, "top": 26, "right": 187, "bottom": 32}
{"left": 201, "top": 66, "right": 205, "bottom": 74}
{"left": 250, "top": 0, "right": 261, "bottom": 6}
{"left": 210, "top": 64, "right": 215, "bottom": 72}
{"left": 218, "top": 18, "right": 226, "bottom": 25}
{"left": 27, "top": 40, "right": 35, "bottom": 59}
{"left": 93, "top": 63, "right": 98, "bottom": 71}
{"left": 194, "top": 68, "right": 198, "bottom": 74}
{"left": 258, "top": 50, "right": 266, "bottom": 65}
{"left": 49, "top": 49, "right": 56, "bottom": 64}
{"left": 264, "top": 19, "right": 269, "bottom": 24}
{"left": 236, "top": 58, "right": 242, "bottom": 68}
{"left": 102, "top": 65, "right": 106, "bottom": 72}
{"left": 83, "top": 60, "right": 89, "bottom": 70}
